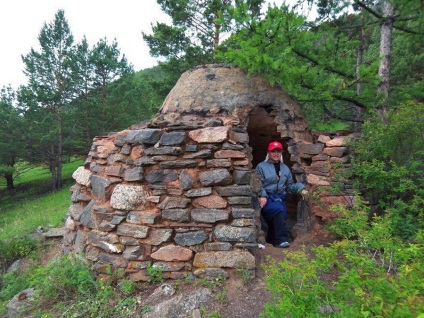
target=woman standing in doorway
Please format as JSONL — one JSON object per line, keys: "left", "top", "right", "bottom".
{"left": 256, "top": 141, "right": 308, "bottom": 248}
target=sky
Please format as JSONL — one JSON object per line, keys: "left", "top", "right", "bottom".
{"left": 0, "top": 0, "right": 289, "bottom": 90}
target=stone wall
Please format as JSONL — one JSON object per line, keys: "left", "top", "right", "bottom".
{"left": 63, "top": 65, "right": 359, "bottom": 281}
{"left": 65, "top": 116, "right": 261, "bottom": 281}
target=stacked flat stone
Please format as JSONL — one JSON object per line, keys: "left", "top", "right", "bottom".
{"left": 65, "top": 115, "right": 258, "bottom": 281}
{"left": 291, "top": 132, "right": 359, "bottom": 221}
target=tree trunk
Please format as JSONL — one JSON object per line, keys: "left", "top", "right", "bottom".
{"left": 5, "top": 172, "right": 14, "bottom": 190}
{"left": 377, "top": 0, "right": 394, "bottom": 120}
{"left": 354, "top": 20, "right": 365, "bottom": 131}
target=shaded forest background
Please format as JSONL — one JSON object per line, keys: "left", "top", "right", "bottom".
{"left": 1, "top": 0, "right": 423, "bottom": 193}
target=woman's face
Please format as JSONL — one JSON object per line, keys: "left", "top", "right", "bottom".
{"left": 268, "top": 149, "right": 282, "bottom": 162}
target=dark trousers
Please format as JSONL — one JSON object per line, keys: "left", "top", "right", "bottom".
{"left": 261, "top": 194, "right": 289, "bottom": 245}
{"left": 264, "top": 212, "right": 289, "bottom": 245}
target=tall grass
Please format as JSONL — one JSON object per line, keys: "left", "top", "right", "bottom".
{"left": 0, "top": 159, "right": 83, "bottom": 240}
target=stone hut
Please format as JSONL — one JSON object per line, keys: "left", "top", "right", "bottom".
{"left": 64, "top": 64, "right": 356, "bottom": 281}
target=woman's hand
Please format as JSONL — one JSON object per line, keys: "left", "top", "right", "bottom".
{"left": 301, "top": 189, "right": 308, "bottom": 200}
{"left": 259, "top": 197, "right": 267, "bottom": 208}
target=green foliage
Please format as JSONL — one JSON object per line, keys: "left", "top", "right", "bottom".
{"left": 351, "top": 102, "right": 424, "bottom": 239}
{"left": 0, "top": 237, "right": 38, "bottom": 271}
{"left": 262, "top": 203, "right": 424, "bottom": 317}
{"left": 29, "top": 254, "right": 97, "bottom": 300}
{"left": 147, "top": 264, "right": 164, "bottom": 284}
{"left": 0, "top": 253, "right": 144, "bottom": 317}
{"left": 0, "top": 271, "right": 30, "bottom": 303}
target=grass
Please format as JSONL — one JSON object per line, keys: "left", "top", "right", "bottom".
{"left": 0, "top": 158, "right": 83, "bottom": 240}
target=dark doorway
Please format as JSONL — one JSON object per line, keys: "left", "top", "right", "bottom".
{"left": 246, "top": 106, "right": 301, "bottom": 233}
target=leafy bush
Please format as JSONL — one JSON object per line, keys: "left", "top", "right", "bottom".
{"left": 0, "top": 236, "right": 38, "bottom": 271}
{"left": 262, "top": 203, "right": 424, "bottom": 317}
{"left": 29, "top": 254, "right": 97, "bottom": 301}
{"left": 351, "top": 102, "right": 424, "bottom": 240}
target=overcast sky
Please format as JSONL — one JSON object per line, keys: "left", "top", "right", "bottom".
{"left": 0, "top": 0, "right": 289, "bottom": 90}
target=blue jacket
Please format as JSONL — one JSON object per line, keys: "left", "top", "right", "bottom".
{"left": 256, "top": 160, "right": 305, "bottom": 198}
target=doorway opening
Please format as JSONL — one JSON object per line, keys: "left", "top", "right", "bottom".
{"left": 246, "top": 106, "right": 301, "bottom": 234}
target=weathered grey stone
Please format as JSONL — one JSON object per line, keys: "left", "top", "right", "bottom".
{"left": 222, "top": 142, "right": 244, "bottom": 150}
{"left": 124, "top": 167, "right": 144, "bottom": 182}
{"left": 233, "top": 170, "right": 252, "bottom": 185}
{"left": 204, "top": 242, "right": 232, "bottom": 251}
{"left": 157, "top": 197, "right": 191, "bottom": 209}
{"left": 162, "top": 209, "right": 191, "bottom": 222}
{"left": 183, "top": 149, "right": 212, "bottom": 159}
{"left": 214, "top": 225, "right": 256, "bottom": 242}
{"left": 87, "top": 230, "right": 123, "bottom": 253}
{"left": 231, "top": 218, "right": 255, "bottom": 227}
{"left": 298, "top": 143, "right": 325, "bottom": 155}
{"left": 193, "top": 251, "right": 255, "bottom": 269}
{"left": 179, "top": 170, "right": 194, "bottom": 190}
{"left": 114, "top": 133, "right": 128, "bottom": 146}
{"left": 232, "top": 208, "right": 256, "bottom": 219}
{"left": 80, "top": 200, "right": 97, "bottom": 228}
{"left": 107, "top": 153, "right": 127, "bottom": 164}
{"left": 134, "top": 157, "right": 156, "bottom": 166}
{"left": 174, "top": 231, "right": 208, "bottom": 246}
{"left": 127, "top": 210, "right": 159, "bottom": 224}
{"left": 116, "top": 223, "right": 149, "bottom": 238}
{"left": 68, "top": 203, "right": 84, "bottom": 221}
{"left": 70, "top": 184, "right": 92, "bottom": 202}
{"left": 215, "top": 185, "right": 252, "bottom": 196}
{"left": 167, "top": 188, "right": 184, "bottom": 196}
{"left": 227, "top": 196, "right": 252, "bottom": 205}
{"left": 120, "top": 144, "right": 131, "bottom": 155}
{"left": 128, "top": 260, "right": 151, "bottom": 270}
{"left": 142, "top": 287, "right": 212, "bottom": 318}
{"left": 145, "top": 169, "right": 178, "bottom": 183}
{"left": 185, "top": 144, "right": 198, "bottom": 152}
{"left": 111, "top": 215, "right": 126, "bottom": 225}
{"left": 110, "top": 184, "right": 148, "bottom": 210}
{"left": 160, "top": 159, "right": 198, "bottom": 169}
{"left": 98, "top": 253, "right": 129, "bottom": 268}
{"left": 72, "top": 166, "right": 92, "bottom": 186}
{"left": 6, "top": 288, "right": 35, "bottom": 318}
{"left": 74, "top": 230, "right": 88, "bottom": 253}
{"left": 199, "top": 169, "right": 232, "bottom": 186}
{"left": 123, "top": 245, "right": 143, "bottom": 260}
{"left": 43, "top": 227, "right": 66, "bottom": 238}
{"left": 125, "top": 129, "right": 163, "bottom": 145}
{"left": 188, "top": 126, "right": 229, "bottom": 143}
{"left": 144, "top": 147, "right": 183, "bottom": 156}
{"left": 185, "top": 187, "right": 212, "bottom": 197}
{"left": 191, "top": 209, "right": 229, "bottom": 223}
{"left": 152, "top": 262, "right": 191, "bottom": 272}
{"left": 206, "top": 159, "right": 232, "bottom": 168}
{"left": 152, "top": 155, "right": 179, "bottom": 162}
{"left": 160, "top": 131, "right": 186, "bottom": 145}
{"left": 89, "top": 175, "right": 112, "bottom": 201}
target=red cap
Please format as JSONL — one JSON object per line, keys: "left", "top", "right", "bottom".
{"left": 268, "top": 141, "right": 283, "bottom": 151}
